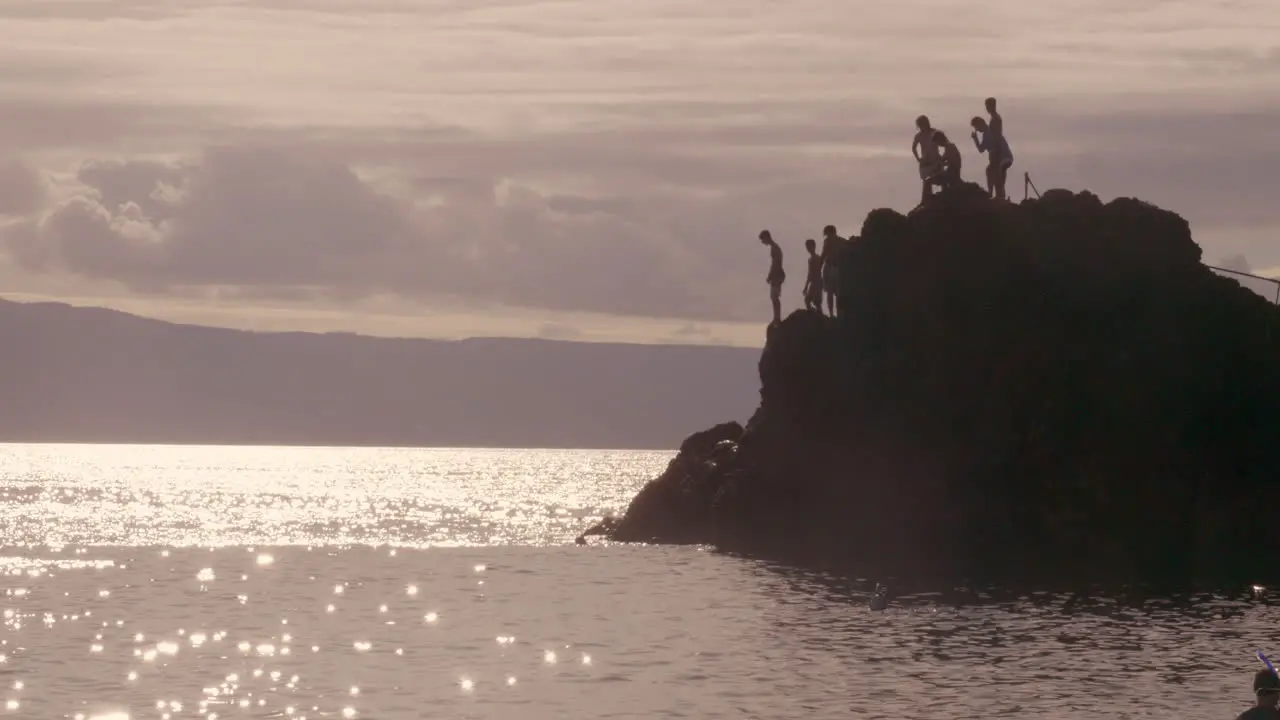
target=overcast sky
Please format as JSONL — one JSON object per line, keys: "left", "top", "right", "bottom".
{"left": 1, "top": 0, "right": 1277, "bottom": 346}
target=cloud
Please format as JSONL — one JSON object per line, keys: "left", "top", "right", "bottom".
{"left": 9, "top": 147, "right": 415, "bottom": 294}
{"left": 1206, "top": 255, "right": 1280, "bottom": 303}
{"left": 0, "top": 0, "right": 1278, "bottom": 333}
{"left": 0, "top": 159, "right": 44, "bottom": 217}
{"left": 0, "top": 95, "right": 223, "bottom": 156}
{"left": 5, "top": 94, "right": 1280, "bottom": 324}
{"left": 536, "top": 321, "right": 583, "bottom": 340}
{"left": 672, "top": 322, "right": 712, "bottom": 335}
{"left": 2, "top": 144, "right": 749, "bottom": 319}
{"left": 1216, "top": 254, "right": 1252, "bottom": 273}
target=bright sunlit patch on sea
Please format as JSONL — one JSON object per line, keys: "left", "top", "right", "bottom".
{"left": 2, "top": 444, "right": 1271, "bottom": 717}
{"left": 0, "top": 445, "right": 669, "bottom": 547}
{"left": 2, "top": 536, "right": 1273, "bottom": 718}
{"left": 0, "top": 544, "right": 629, "bottom": 718}
{"left": 0, "top": 446, "right": 671, "bottom": 716}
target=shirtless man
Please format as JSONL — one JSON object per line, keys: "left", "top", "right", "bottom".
{"left": 912, "top": 115, "right": 942, "bottom": 206}
{"left": 802, "top": 238, "right": 823, "bottom": 314}
{"left": 759, "top": 230, "right": 785, "bottom": 325}
{"left": 930, "top": 131, "right": 963, "bottom": 189}
{"left": 820, "top": 224, "right": 845, "bottom": 317}
{"left": 972, "top": 97, "right": 1013, "bottom": 200}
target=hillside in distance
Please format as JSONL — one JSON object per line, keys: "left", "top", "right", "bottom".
{"left": 0, "top": 299, "right": 760, "bottom": 449}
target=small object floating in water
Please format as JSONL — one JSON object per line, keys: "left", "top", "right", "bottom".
{"left": 869, "top": 583, "right": 889, "bottom": 612}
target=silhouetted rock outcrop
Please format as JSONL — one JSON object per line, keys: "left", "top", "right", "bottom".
{"left": 607, "top": 185, "right": 1280, "bottom": 587}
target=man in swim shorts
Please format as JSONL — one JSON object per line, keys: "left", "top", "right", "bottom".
{"left": 819, "top": 224, "right": 845, "bottom": 318}
{"left": 930, "top": 131, "right": 963, "bottom": 189}
{"left": 972, "top": 97, "right": 1013, "bottom": 200}
{"left": 759, "top": 230, "right": 785, "bottom": 325}
{"left": 912, "top": 115, "right": 942, "bottom": 206}
{"left": 971, "top": 115, "right": 1014, "bottom": 201}
{"left": 802, "top": 238, "right": 823, "bottom": 314}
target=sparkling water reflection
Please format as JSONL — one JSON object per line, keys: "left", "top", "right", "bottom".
{"left": 0, "top": 444, "right": 659, "bottom": 547}
{"left": 0, "top": 444, "right": 1273, "bottom": 718}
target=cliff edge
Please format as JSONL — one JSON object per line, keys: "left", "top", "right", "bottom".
{"left": 599, "top": 184, "right": 1280, "bottom": 587}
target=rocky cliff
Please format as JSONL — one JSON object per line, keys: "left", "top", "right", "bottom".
{"left": 599, "top": 183, "right": 1280, "bottom": 588}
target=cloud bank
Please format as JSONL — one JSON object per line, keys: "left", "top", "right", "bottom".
{"left": 0, "top": 0, "right": 1277, "bottom": 340}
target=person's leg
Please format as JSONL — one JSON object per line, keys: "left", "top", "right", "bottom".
{"left": 824, "top": 264, "right": 838, "bottom": 317}
{"left": 996, "top": 161, "right": 1011, "bottom": 200}
{"left": 769, "top": 282, "right": 782, "bottom": 324}
{"left": 985, "top": 162, "right": 998, "bottom": 198}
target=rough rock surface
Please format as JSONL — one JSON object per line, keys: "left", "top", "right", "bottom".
{"left": 603, "top": 183, "right": 1280, "bottom": 587}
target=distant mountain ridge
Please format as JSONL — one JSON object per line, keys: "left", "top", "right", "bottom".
{"left": 0, "top": 299, "right": 760, "bottom": 449}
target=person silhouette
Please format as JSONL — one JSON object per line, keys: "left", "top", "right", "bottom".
{"left": 911, "top": 115, "right": 942, "bottom": 206}
{"left": 820, "top": 225, "right": 846, "bottom": 317}
{"left": 929, "top": 131, "right": 963, "bottom": 189}
{"left": 1235, "top": 668, "right": 1280, "bottom": 719}
{"left": 759, "top": 230, "right": 785, "bottom": 325}
{"left": 802, "top": 238, "right": 824, "bottom": 314}
{"left": 970, "top": 117, "right": 995, "bottom": 197}
{"left": 971, "top": 97, "right": 1013, "bottom": 200}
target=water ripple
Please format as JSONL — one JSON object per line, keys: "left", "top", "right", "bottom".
{"left": 0, "top": 445, "right": 663, "bottom": 547}
{"left": 0, "top": 445, "right": 1271, "bottom": 718}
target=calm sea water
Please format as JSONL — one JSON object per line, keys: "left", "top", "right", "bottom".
{"left": 0, "top": 444, "right": 1273, "bottom": 719}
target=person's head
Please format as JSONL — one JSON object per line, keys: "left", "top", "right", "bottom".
{"left": 1255, "top": 669, "right": 1280, "bottom": 707}
{"left": 915, "top": 114, "right": 931, "bottom": 131}
{"left": 759, "top": 229, "right": 773, "bottom": 245}
{"left": 985, "top": 97, "right": 997, "bottom": 113}
{"left": 933, "top": 130, "right": 950, "bottom": 146}
{"left": 804, "top": 238, "right": 816, "bottom": 253}
{"left": 971, "top": 116, "right": 988, "bottom": 132}
{"left": 822, "top": 224, "right": 837, "bottom": 238}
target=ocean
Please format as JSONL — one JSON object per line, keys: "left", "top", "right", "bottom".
{"left": 0, "top": 444, "right": 1271, "bottom": 719}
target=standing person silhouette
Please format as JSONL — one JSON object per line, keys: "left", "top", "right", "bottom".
{"left": 802, "top": 238, "right": 823, "bottom": 314}
{"left": 912, "top": 115, "right": 942, "bottom": 206}
{"left": 971, "top": 97, "right": 1013, "bottom": 200}
{"left": 759, "top": 230, "right": 785, "bottom": 325}
{"left": 819, "top": 224, "right": 845, "bottom": 317}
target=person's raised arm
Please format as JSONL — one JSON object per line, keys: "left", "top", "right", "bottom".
{"left": 971, "top": 131, "right": 986, "bottom": 154}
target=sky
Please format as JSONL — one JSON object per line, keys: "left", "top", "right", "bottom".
{"left": 0, "top": 0, "right": 1278, "bottom": 347}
